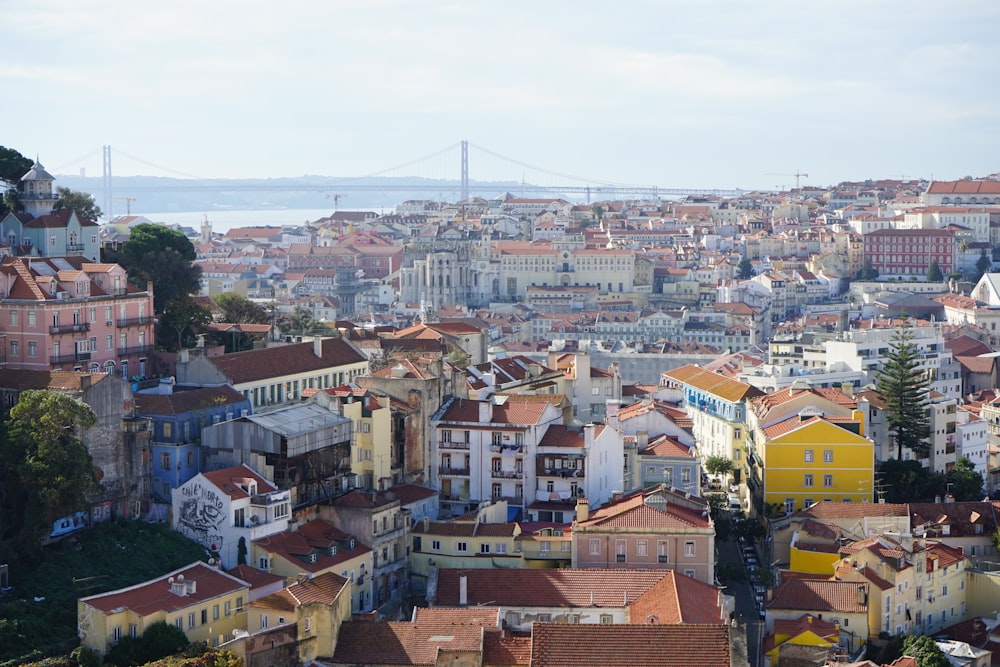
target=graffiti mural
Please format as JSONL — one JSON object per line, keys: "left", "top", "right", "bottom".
{"left": 176, "top": 482, "right": 226, "bottom": 553}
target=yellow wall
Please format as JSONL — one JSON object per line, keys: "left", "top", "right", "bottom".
{"left": 761, "top": 420, "right": 873, "bottom": 512}
{"left": 790, "top": 545, "right": 840, "bottom": 575}
{"left": 410, "top": 529, "right": 520, "bottom": 578}
{"left": 344, "top": 398, "right": 392, "bottom": 483}
{"left": 79, "top": 587, "right": 248, "bottom": 655}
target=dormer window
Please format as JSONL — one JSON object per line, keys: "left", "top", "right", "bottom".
{"left": 328, "top": 545, "right": 338, "bottom": 556}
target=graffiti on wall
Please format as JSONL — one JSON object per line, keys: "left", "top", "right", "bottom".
{"left": 177, "top": 482, "right": 226, "bottom": 553}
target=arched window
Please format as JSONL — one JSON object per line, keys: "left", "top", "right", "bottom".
{"left": 104, "top": 360, "right": 116, "bottom": 374}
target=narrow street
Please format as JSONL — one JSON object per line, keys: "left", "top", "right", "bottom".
{"left": 717, "top": 516, "right": 765, "bottom": 667}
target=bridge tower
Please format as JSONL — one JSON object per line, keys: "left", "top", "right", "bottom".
{"left": 102, "top": 145, "right": 113, "bottom": 220}
{"left": 460, "top": 140, "right": 469, "bottom": 203}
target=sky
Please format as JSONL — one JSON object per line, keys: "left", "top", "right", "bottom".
{"left": 3, "top": 1, "right": 999, "bottom": 193}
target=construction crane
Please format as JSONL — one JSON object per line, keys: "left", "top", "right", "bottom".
{"left": 114, "top": 196, "right": 136, "bottom": 215}
{"left": 765, "top": 172, "right": 809, "bottom": 189}
{"left": 325, "top": 193, "right": 346, "bottom": 210}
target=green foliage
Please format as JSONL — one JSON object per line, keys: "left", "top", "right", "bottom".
{"left": 70, "top": 646, "right": 103, "bottom": 667}
{"left": 875, "top": 323, "right": 930, "bottom": 460}
{"left": 160, "top": 297, "right": 213, "bottom": 351}
{"left": 280, "top": 305, "right": 329, "bottom": 337}
{"left": 0, "top": 522, "right": 208, "bottom": 666}
{"left": 704, "top": 455, "right": 734, "bottom": 477}
{"left": 1, "top": 391, "right": 99, "bottom": 556}
{"left": 857, "top": 258, "right": 879, "bottom": 281}
{"left": 737, "top": 255, "right": 754, "bottom": 280}
{"left": 121, "top": 225, "right": 201, "bottom": 312}
{"left": 975, "top": 249, "right": 992, "bottom": 281}
{"left": 901, "top": 634, "right": 950, "bottom": 667}
{"left": 141, "top": 649, "right": 243, "bottom": 667}
{"left": 877, "top": 459, "right": 944, "bottom": 504}
{"left": 237, "top": 536, "right": 247, "bottom": 566}
{"left": 52, "top": 187, "right": 103, "bottom": 221}
{"left": 0, "top": 146, "right": 33, "bottom": 186}
{"left": 105, "top": 621, "right": 190, "bottom": 667}
{"left": 926, "top": 260, "right": 943, "bottom": 282}
{"left": 215, "top": 293, "right": 268, "bottom": 324}
{"left": 946, "top": 456, "right": 984, "bottom": 501}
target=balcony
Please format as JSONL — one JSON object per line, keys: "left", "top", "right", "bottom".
{"left": 51, "top": 352, "right": 91, "bottom": 364}
{"left": 491, "top": 469, "right": 523, "bottom": 479}
{"left": 118, "top": 344, "right": 154, "bottom": 357}
{"left": 50, "top": 322, "right": 90, "bottom": 335}
{"left": 490, "top": 443, "right": 523, "bottom": 455}
{"left": 66, "top": 243, "right": 85, "bottom": 253}
{"left": 439, "top": 466, "right": 471, "bottom": 476}
{"left": 118, "top": 316, "right": 151, "bottom": 328}
{"left": 440, "top": 440, "right": 470, "bottom": 450}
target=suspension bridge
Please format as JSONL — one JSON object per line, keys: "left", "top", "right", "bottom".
{"left": 51, "top": 141, "right": 743, "bottom": 218}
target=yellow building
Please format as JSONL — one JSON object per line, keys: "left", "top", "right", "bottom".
{"left": 409, "top": 502, "right": 522, "bottom": 585}
{"left": 78, "top": 562, "right": 250, "bottom": 655}
{"left": 252, "top": 518, "right": 375, "bottom": 613}
{"left": 245, "top": 571, "right": 351, "bottom": 664}
{"left": 764, "top": 614, "right": 840, "bottom": 666}
{"left": 754, "top": 414, "right": 873, "bottom": 514}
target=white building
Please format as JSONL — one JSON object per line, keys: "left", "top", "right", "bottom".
{"left": 172, "top": 464, "right": 291, "bottom": 569}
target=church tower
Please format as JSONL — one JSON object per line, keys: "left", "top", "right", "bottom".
{"left": 19, "top": 159, "right": 58, "bottom": 218}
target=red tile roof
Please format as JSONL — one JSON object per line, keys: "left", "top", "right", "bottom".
{"left": 135, "top": 385, "right": 248, "bottom": 415}
{"left": 80, "top": 561, "right": 248, "bottom": 616}
{"left": 201, "top": 464, "right": 278, "bottom": 499}
{"left": 529, "top": 624, "right": 732, "bottom": 667}
{"left": 576, "top": 487, "right": 711, "bottom": 531}
{"left": 766, "top": 578, "right": 869, "bottom": 613}
{"left": 208, "top": 337, "right": 366, "bottom": 385}
{"left": 250, "top": 571, "right": 348, "bottom": 612}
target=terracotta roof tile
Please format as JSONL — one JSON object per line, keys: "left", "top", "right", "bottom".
{"left": 135, "top": 385, "right": 248, "bottom": 415}
{"left": 529, "top": 624, "right": 732, "bottom": 667}
{"left": 208, "top": 337, "right": 366, "bottom": 385}
{"left": 201, "top": 464, "right": 278, "bottom": 500}
{"left": 766, "top": 578, "right": 870, "bottom": 613}
{"left": 251, "top": 571, "right": 348, "bottom": 612}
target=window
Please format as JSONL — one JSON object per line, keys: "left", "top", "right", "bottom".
{"left": 213, "top": 604, "right": 220, "bottom": 620}
{"left": 592, "top": 387, "right": 600, "bottom": 395}
{"left": 492, "top": 432, "right": 503, "bottom": 447}
{"left": 188, "top": 612, "right": 196, "bottom": 629}
{"left": 804, "top": 498, "right": 813, "bottom": 508}
{"left": 106, "top": 334, "right": 113, "bottom": 350}
{"left": 160, "top": 452, "right": 170, "bottom": 469}
{"left": 129, "top": 623, "right": 137, "bottom": 638}
{"left": 27, "top": 311, "right": 35, "bottom": 327}
{"left": 163, "top": 422, "right": 172, "bottom": 438}
{"left": 589, "top": 538, "right": 601, "bottom": 556}
{"left": 480, "top": 543, "right": 491, "bottom": 554}
{"left": 9, "top": 341, "right": 17, "bottom": 356}
{"left": 258, "top": 556, "right": 270, "bottom": 570}
{"left": 201, "top": 609, "right": 208, "bottom": 624}
{"left": 823, "top": 449, "right": 833, "bottom": 463}
{"left": 637, "top": 539, "right": 648, "bottom": 557}
{"left": 304, "top": 617, "right": 312, "bottom": 632}
{"left": 27, "top": 341, "right": 36, "bottom": 357}
{"left": 823, "top": 474, "right": 833, "bottom": 488}
{"left": 804, "top": 474, "right": 814, "bottom": 487}
{"left": 681, "top": 468, "right": 691, "bottom": 483}
{"left": 496, "top": 543, "right": 507, "bottom": 554}
{"left": 236, "top": 596, "right": 243, "bottom": 611}
{"left": 457, "top": 541, "right": 468, "bottom": 553}
{"left": 658, "top": 541, "right": 669, "bottom": 563}
{"left": 8, "top": 310, "right": 16, "bottom": 326}
{"left": 684, "top": 569, "right": 697, "bottom": 578}
{"left": 175, "top": 617, "right": 183, "bottom": 629}
{"left": 431, "top": 539, "right": 441, "bottom": 550}
{"left": 568, "top": 614, "right": 580, "bottom": 624}
{"left": 616, "top": 540, "right": 626, "bottom": 562}
{"left": 804, "top": 449, "right": 814, "bottom": 463}
{"left": 600, "top": 614, "right": 613, "bottom": 625}
{"left": 260, "top": 614, "right": 268, "bottom": 629}
{"left": 684, "top": 541, "right": 696, "bottom": 557}
{"left": 112, "top": 626, "right": 122, "bottom": 642}
{"left": 225, "top": 601, "right": 232, "bottom": 616}
{"left": 784, "top": 498, "right": 795, "bottom": 513}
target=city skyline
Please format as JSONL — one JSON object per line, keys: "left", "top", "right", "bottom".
{"left": 4, "top": 1, "right": 998, "bottom": 190}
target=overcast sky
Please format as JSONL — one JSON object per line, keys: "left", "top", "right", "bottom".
{"left": 4, "top": 1, "right": 998, "bottom": 192}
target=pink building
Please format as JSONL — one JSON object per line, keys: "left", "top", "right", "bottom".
{"left": 0, "top": 256, "right": 155, "bottom": 378}
{"left": 570, "top": 485, "right": 716, "bottom": 586}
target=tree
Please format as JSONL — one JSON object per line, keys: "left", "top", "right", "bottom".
{"left": 120, "top": 224, "right": 201, "bottom": 312}
{"left": 876, "top": 323, "right": 930, "bottom": 460}
{"left": 877, "top": 459, "right": 945, "bottom": 504}
{"left": 900, "top": 634, "right": 950, "bottom": 667}
{"left": 857, "top": 258, "right": 879, "bottom": 281}
{"left": 0, "top": 146, "right": 33, "bottom": 186}
{"left": 103, "top": 620, "right": 189, "bottom": 667}
{"left": 216, "top": 292, "right": 269, "bottom": 324}
{"left": 926, "top": 260, "right": 943, "bottom": 282}
{"left": 1, "top": 391, "right": 99, "bottom": 555}
{"left": 946, "top": 456, "right": 984, "bottom": 501}
{"left": 281, "top": 305, "right": 329, "bottom": 337}
{"left": 161, "top": 296, "right": 212, "bottom": 351}
{"left": 975, "top": 248, "right": 992, "bottom": 281}
{"left": 737, "top": 255, "right": 754, "bottom": 280}
{"left": 52, "top": 186, "right": 103, "bottom": 221}
{"left": 704, "top": 455, "right": 734, "bottom": 478}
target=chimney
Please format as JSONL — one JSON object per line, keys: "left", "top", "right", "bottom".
{"left": 637, "top": 431, "right": 649, "bottom": 451}
{"left": 841, "top": 382, "right": 853, "bottom": 397}
{"left": 856, "top": 585, "right": 868, "bottom": 607}
{"left": 459, "top": 574, "right": 468, "bottom": 606}
{"left": 478, "top": 400, "right": 492, "bottom": 424}
{"left": 80, "top": 374, "right": 91, "bottom": 391}
{"left": 583, "top": 423, "right": 595, "bottom": 450}
{"left": 313, "top": 337, "right": 324, "bottom": 358}
{"left": 575, "top": 497, "right": 589, "bottom": 522}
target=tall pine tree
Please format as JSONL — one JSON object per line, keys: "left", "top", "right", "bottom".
{"left": 876, "top": 323, "right": 930, "bottom": 460}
